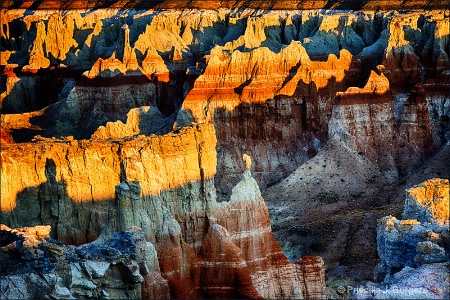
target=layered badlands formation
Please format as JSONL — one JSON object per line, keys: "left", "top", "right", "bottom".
{"left": 1, "top": 151, "right": 326, "bottom": 299}
{"left": 1, "top": 2, "right": 450, "bottom": 299}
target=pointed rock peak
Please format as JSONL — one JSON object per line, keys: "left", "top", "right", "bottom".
{"left": 208, "top": 223, "right": 230, "bottom": 239}
{"left": 230, "top": 154, "right": 261, "bottom": 203}
{"left": 143, "top": 46, "right": 163, "bottom": 60}
{"left": 171, "top": 46, "right": 183, "bottom": 61}
{"left": 243, "top": 154, "right": 252, "bottom": 169}
{"left": 119, "top": 24, "right": 130, "bottom": 45}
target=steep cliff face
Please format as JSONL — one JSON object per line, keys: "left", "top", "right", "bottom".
{"left": 3, "top": 9, "right": 449, "bottom": 190}
{"left": 1, "top": 120, "right": 326, "bottom": 299}
{"left": 329, "top": 67, "right": 439, "bottom": 182}
{"left": 382, "top": 11, "right": 450, "bottom": 88}
{"left": 1, "top": 123, "right": 217, "bottom": 245}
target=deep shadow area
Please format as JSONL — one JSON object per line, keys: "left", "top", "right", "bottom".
{"left": 324, "top": 0, "right": 370, "bottom": 10}
{"left": 3, "top": 158, "right": 115, "bottom": 245}
{"left": 1, "top": 67, "right": 86, "bottom": 114}
{"left": 7, "top": 67, "right": 181, "bottom": 141}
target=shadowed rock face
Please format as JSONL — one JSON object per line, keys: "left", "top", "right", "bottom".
{"left": 0, "top": 222, "right": 170, "bottom": 299}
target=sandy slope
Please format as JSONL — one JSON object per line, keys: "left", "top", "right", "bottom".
{"left": 264, "top": 138, "right": 449, "bottom": 281}
{"left": 264, "top": 139, "right": 389, "bottom": 225}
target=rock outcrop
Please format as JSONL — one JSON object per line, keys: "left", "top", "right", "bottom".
{"left": 1, "top": 119, "right": 326, "bottom": 299}
{"left": 1, "top": 123, "right": 217, "bottom": 245}
{"left": 0, "top": 223, "right": 169, "bottom": 299}
{"left": 403, "top": 178, "right": 449, "bottom": 223}
{"left": 205, "top": 159, "right": 326, "bottom": 299}
{"left": 353, "top": 178, "right": 450, "bottom": 299}
{"left": 376, "top": 179, "right": 449, "bottom": 277}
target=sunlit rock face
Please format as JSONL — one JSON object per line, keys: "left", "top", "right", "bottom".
{"left": 402, "top": 178, "right": 449, "bottom": 224}
{"left": 0, "top": 124, "right": 217, "bottom": 245}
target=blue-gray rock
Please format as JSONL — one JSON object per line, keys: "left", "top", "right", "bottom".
{"left": 358, "top": 179, "right": 450, "bottom": 300}
{"left": 354, "top": 263, "right": 450, "bottom": 299}
{"left": 0, "top": 223, "right": 163, "bottom": 299}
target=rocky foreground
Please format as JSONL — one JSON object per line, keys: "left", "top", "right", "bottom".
{"left": 1, "top": 2, "right": 449, "bottom": 299}
{"left": 1, "top": 159, "right": 326, "bottom": 299}
{"left": 353, "top": 178, "right": 450, "bottom": 299}
{"left": 1, "top": 177, "right": 448, "bottom": 299}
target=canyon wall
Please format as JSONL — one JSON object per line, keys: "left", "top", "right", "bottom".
{"left": 175, "top": 9, "right": 449, "bottom": 193}
{"left": 2, "top": 0, "right": 450, "bottom": 10}
{"left": 1, "top": 123, "right": 217, "bottom": 245}
{"left": 1, "top": 142, "right": 326, "bottom": 299}
{"left": 2, "top": 9, "right": 449, "bottom": 193}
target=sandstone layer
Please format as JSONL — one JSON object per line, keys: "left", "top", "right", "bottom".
{"left": 1, "top": 123, "right": 217, "bottom": 245}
